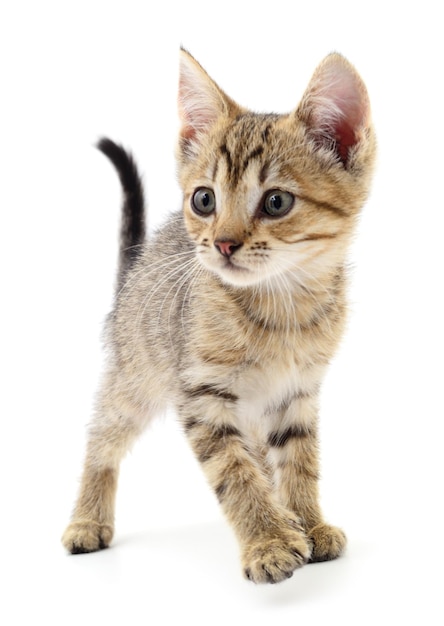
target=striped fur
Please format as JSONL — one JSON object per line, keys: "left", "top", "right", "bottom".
{"left": 62, "top": 49, "right": 375, "bottom": 583}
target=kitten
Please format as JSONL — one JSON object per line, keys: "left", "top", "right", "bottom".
{"left": 62, "top": 49, "right": 375, "bottom": 584}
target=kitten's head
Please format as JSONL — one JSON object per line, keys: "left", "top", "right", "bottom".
{"left": 177, "top": 49, "right": 375, "bottom": 288}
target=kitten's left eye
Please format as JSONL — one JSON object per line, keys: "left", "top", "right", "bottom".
{"left": 262, "top": 190, "right": 294, "bottom": 217}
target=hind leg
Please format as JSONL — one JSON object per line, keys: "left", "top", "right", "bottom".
{"left": 62, "top": 377, "right": 153, "bottom": 554}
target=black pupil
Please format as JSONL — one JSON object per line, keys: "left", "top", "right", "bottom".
{"left": 201, "top": 192, "right": 211, "bottom": 207}
{"left": 270, "top": 194, "right": 282, "bottom": 210}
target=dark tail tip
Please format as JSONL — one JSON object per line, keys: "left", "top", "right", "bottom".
{"left": 96, "top": 138, "right": 146, "bottom": 284}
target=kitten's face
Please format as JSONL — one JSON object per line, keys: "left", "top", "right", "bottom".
{"left": 177, "top": 51, "right": 375, "bottom": 288}
{"left": 182, "top": 114, "right": 357, "bottom": 288}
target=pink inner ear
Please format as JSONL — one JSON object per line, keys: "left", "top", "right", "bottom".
{"left": 178, "top": 75, "right": 197, "bottom": 140}
{"left": 305, "top": 55, "right": 370, "bottom": 164}
{"left": 178, "top": 55, "right": 225, "bottom": 143}
{"left": 330, "top": 73, "right": 367, "bottom": 150}
{"left": 178, "top": 75, "right": 205, "bottom": 141}
{"left": 330, "top": 92, "right": 363, "bottom": 162}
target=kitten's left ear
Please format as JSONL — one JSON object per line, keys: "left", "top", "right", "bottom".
{"left": 178, "top": 48, "right": 241, "bottom": 157}
{"left": 296, "top": 53, "right": 371, "bottom": 166}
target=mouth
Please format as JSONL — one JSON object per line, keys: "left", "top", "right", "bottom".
{"left": 216, "top": 257, "right": 264, "bottom": 287}
{"left": 220, "top": 257, "right": 253, "bottom": 275}
{"left": 198, "top": 252, "right": 258, "bottom": 286}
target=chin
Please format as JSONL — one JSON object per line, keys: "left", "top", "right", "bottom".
{"left": 200, "top": 260, "right": 252, "bottom": 288}
{"left": 218, "top": 272, "right": 261, "bottom": 288}
{"left": 216, "top": 264, "right": 274, "bottom": 288}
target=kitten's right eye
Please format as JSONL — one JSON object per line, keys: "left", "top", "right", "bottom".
{"left": 191, "top": 188, "right": 216, "bottom": 216}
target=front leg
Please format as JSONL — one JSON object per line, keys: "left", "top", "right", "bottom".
{"left": 267, "top": 398, "right": 346, "bottom": 562}
{"left": 182, "top": 407, "right": 311, "bottom": 583}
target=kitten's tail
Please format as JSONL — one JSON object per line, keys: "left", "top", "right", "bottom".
{"left": 96, "top": 138, "right": 146, "bottom": 286}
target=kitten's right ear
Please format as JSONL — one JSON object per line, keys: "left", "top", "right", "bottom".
{"left": 178, "top": 49, "right": 240, "bottom": 157}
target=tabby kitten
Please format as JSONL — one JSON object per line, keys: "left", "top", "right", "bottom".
{"left": 62, "top": 49, "right": 375, "bottom": 584}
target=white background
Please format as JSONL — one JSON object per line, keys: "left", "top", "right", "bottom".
{"left": 1, "top": 1, "right": 443, "bottom": 624}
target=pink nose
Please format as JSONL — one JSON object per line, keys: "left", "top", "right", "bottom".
{"left": 214, "top": 240, "right": 243, "bottom": 258}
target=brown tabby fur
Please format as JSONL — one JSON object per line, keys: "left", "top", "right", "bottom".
{"left": 62, "top": 49, "right": 375, "bottom": 583}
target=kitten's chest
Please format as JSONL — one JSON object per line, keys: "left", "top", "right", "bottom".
{"left": 183, "top": 282, "right": 329, "bottom": 437}
{"left": 184, "top": 332, "right": 325, "bottom": 441}
{"left": 231, "top": 351, "right": 324, "bottom": 436}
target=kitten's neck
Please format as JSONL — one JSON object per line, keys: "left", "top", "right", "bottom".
{"left": 222, "top": 267, "right": 345, "bottom": 332}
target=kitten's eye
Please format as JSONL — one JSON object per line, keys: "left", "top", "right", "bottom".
{"left": 191, "top": 188, "right": 216, "bottom": 216}
{"left": 262, "top": 190, "right": 294, "bottom": 217}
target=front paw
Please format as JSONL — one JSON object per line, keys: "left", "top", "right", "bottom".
{"left": 62, "top": 520, "right": 113, "bottom": 554}
{"left": 242, "top": 529, "right": 311, "bottom": 584}
{"left": 308, "top": 523, "right": 346, "bottom": 562}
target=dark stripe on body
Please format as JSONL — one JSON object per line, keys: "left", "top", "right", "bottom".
{"left": 183, "top": 417, "right": 199, "bottom": 432}
{"left": 268, "top": 425, "right": 312, "bottom": 447}
{"left": 185, "top": 384, "right": 238, "bottom": 403}
{"left": 196, "top": 424, "right": 241, "bottom": 463}
{"left": 215, "top": 481, "right": 227, "bottom": 502}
